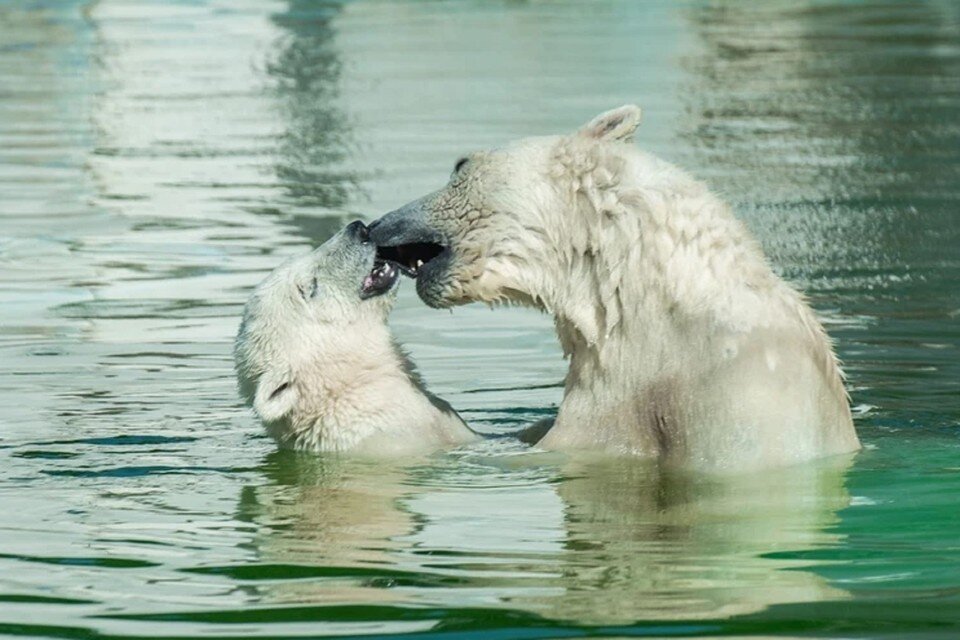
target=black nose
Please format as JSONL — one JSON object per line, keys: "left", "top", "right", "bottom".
{"left": 346, "top": 220, "right": 369, "bottom": 242}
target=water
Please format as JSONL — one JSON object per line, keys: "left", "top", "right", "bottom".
{"left": 1, "top": 0, "right": 958, "bottom": 637}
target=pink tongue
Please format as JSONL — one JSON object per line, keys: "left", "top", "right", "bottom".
{"left": 362, "top": 275, "right": 375, "bottom": 290}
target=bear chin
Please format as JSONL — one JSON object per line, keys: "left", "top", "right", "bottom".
{"left": 413, "top": 250, "right": 459, "bottom": 309}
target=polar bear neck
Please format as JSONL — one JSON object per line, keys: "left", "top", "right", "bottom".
{"left": 526, "top": 139, "right": 814, "bottom": 380}
{"left": 481, "top": 136, "right": 854, "bottom": 465}
{"left": 276, "top": 323, "right": 446, "bottom": 452}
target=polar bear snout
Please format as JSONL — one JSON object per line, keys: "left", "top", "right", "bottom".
{"left": 345, "top": 219, "right": 370, "bottom": 243}
{"left": 334, "top": 220, "right": 400, "bottom": 301}
{"left": 370, "top": 199, "right": 455, "bottom": 308}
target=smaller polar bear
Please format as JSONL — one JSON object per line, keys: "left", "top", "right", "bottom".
{"left": 234, "top": 221, "right": 478, "bottom": 455}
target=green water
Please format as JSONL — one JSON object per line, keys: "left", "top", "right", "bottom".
{"left": 1, "top": 0, "right": 958, "bottom": 638}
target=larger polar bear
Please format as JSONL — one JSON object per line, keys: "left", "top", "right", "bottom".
{"left": 370, "top": 105, "right": 860, "bottom": 471}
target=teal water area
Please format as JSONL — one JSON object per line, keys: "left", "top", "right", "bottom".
{"left": 0, "top": 1, "right": 958, "bottom": 638}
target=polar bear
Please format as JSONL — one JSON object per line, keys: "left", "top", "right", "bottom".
{"left": 234, "top": 221, "right": 478, "bottom": 454}
{"left": 369, "top": 106, "right": 860, "bottom": 471}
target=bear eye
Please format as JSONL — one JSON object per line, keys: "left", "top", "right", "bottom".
{"left": 298, "top": 276, "right": 318, "bottom": 300}
{"left": 453, "top": 157, "right": 469, "bottom": 174}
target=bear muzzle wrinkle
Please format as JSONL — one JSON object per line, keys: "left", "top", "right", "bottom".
{"left": 369, "top": 198, "right": 446, "bottom": 247}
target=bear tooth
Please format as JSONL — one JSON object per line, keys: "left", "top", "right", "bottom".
{"left": 416, "top": 259, "right": 424, "bottom": 268}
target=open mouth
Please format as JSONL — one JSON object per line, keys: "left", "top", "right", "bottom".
{"left": 376, "top": 242, "right": 445, "bottom": 278}
{"left": 360, "top": 260, "right": 399, "bottom": 300}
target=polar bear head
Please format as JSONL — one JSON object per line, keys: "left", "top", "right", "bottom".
{"left": 234, "top": 221, "right": 400, "bottom": 426}
{"left": 369, "top": 105, "right": 642, "bottom": 310}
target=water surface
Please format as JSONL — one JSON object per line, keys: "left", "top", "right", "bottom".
{"left": 1, "top": 1, "right": 959, "bottom": 638}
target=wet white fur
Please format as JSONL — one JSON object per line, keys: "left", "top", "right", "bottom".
{"left": 437, "top": 106, "right": 860, "bottom": 470}
{"left": 234, "top": 239, "right": 477, "bottom": 455}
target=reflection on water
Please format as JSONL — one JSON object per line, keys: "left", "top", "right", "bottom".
{"left": 241, "top": 446, "right": 851, "bottom": 623}
{"left": 239, "top": 453, "right": 418, "bottom": 605}
{"left": 681, "top": 1, "right": 960, "bottom": 267}
{"left": 269, "top": 0, "right": 364, "bottom": 236}
{"left": 0, "top": 0, "right": 959, "bottom": 638}
{"left": 539, "top": 457, "right": 852, "bottom": 622}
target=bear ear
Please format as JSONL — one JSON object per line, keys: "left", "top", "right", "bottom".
{"left": 577, "top": 105, "right": 642, "bottom": 143}
{"left": 253, "top": 368, "right": 299, "bottom": 423}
